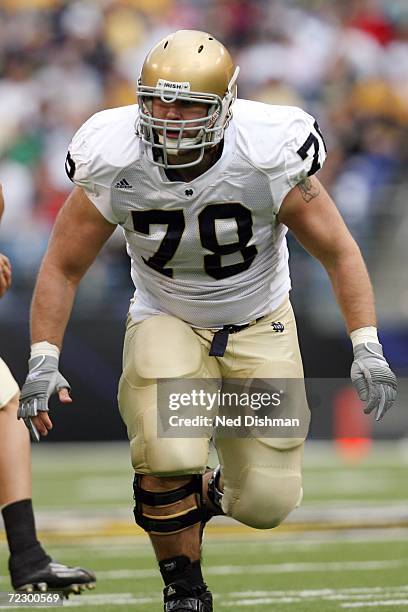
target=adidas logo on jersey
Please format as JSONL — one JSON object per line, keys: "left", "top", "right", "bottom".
{"left": 271, "top": 322, "right": 284, "bottom": 332}
{"left": 115, "top": 178, "right": 133, "bottom": 189}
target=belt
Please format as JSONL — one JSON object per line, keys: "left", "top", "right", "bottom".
{"left": 209, "top": 316, "right": 265, "bottom": 358}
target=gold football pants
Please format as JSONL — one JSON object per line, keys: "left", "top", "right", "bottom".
{"left": 0, "top": 357, "right": 19, "bottom": 409}
{"left": 118, "top": 297, "right": 309, "bottom": 529}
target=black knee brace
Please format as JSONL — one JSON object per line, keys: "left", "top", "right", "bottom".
{"left": 133, "top": 474, "right": 203, "bottom": 535}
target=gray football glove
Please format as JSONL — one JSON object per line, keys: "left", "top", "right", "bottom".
{"left": 18, "top": 355, "right": 71, "bottom": 442}
{"left": 351, "top": 342, "right": 397, "bottom": 421}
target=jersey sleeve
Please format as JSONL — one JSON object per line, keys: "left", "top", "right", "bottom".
{"left": 269, "top": 108, "right": 327, "bottom": 214}
{"left": 66, "top": 117, "right": 122, "bottom": 225}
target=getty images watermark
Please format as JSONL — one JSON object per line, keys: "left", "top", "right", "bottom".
{"left": 168, "top": 388, "right": 289, "bottom": 426}
{"left": 157, "top": 378, "right": 310, "bottom": 438}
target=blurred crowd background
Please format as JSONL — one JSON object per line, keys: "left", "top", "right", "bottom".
{"left": 0, "top": 0, "right": 407, "bottom": 440}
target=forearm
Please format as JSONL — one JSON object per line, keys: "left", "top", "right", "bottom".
{"left": 30, "top": 257, "right": 79, "bottom": 348}
{"left": 325, "top": 243, "right": 376, "bottom": 334}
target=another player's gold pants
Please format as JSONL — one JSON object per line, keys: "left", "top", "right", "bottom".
{"left": 0, "top": 357, "right": 19, "bottom": 409}
{"left": 118, "top": 296, "right": 309, "bottom": 529}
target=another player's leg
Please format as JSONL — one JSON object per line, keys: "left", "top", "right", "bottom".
{"left": 119, "top": 315, "right": 220, "bottom": 612}
{"left": 0, "top": 366, "right": 96, "bottom": 597}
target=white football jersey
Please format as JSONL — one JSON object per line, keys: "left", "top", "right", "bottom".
{"left": 67, "top": 99, "right": 326, "bottom": 328}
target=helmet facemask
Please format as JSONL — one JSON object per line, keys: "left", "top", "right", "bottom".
{"left": 136, "top": 67, "right": 239, "bottom": 169}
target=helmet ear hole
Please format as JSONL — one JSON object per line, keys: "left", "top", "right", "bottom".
{"left": 198, "top": 45, "right": 204, "bottom": 53}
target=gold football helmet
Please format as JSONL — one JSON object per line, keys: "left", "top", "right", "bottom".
{"left": 136, "top": 30, "right": 239, "bottom": 168}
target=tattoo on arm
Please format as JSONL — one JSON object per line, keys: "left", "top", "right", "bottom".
{"left": 297, "top": 177, "right": 320, "bottom": 203}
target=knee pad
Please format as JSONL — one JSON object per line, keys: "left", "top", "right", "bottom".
{"left": 130, "top": 436, "right": 209, "bottom": 476}
{"left": 224, "top": 466, "right": 302, "bottom": 529}
{"left": 133, "top": 474, "right": 204, "bottom": 535}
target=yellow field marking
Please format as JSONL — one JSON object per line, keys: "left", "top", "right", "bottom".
{"left": 1, "top": 518, "right": 408, "bottom": 544}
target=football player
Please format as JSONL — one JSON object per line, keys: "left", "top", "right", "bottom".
{"left": 18, "top": 31, "right": 397, "bottom": 612}
{"left": 0, "top": 185, "right": 96, "bottom": 596}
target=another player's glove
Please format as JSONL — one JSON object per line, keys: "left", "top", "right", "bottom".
{"left": 18, "top": 355, "right": 71, "bottom": 442}
{"left": 351, "top": 342, "right": 397, "bottom": 421}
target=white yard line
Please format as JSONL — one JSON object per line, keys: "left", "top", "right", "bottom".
{"left": 64, "top": 593, "right": 160, "bottom": 607}
{"left": 207, "top": 560, "right": 407, "bottom": 575}
{"left": 1, "top": 586, "right": 408, "bottom": 609}
{"left": 224, "top": 598, "right": 408, "bottom": 608}
{"left": 0, "top": 558, "right": 407, "bottom": 587}
{"left": 1, "top": 558, "right": 406, "bottom": 585}
{"left": 230, "top": 587, "right": 408, "bottom": 597}
{"left": 341, "top": 601, "right": 408, "bottom": 608}
{"left": 223, "top": 597, "right": 300, "bottom": 605}
{"left": 79, "top": 558, "right": 408, "bottom": 581}
{"left": 223, "top": 587, "right": 408, "bottom": 608}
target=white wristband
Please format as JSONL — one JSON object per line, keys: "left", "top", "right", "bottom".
{"left": 31, "top": 341, "right": 60, "bottom": 360}
{"left": 350, "top": 326, "right": 379, "bottom": 349}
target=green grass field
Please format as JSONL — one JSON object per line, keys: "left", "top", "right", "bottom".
{"left": 1, "top": 441, "right": 407, "bottom": 611}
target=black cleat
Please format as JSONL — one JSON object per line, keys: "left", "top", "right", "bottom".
{"left": 164, "top": 581, "right": 213, "bottom": 612}
{"left": 11, "top": 560, "right": 96, "bottom": 598}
